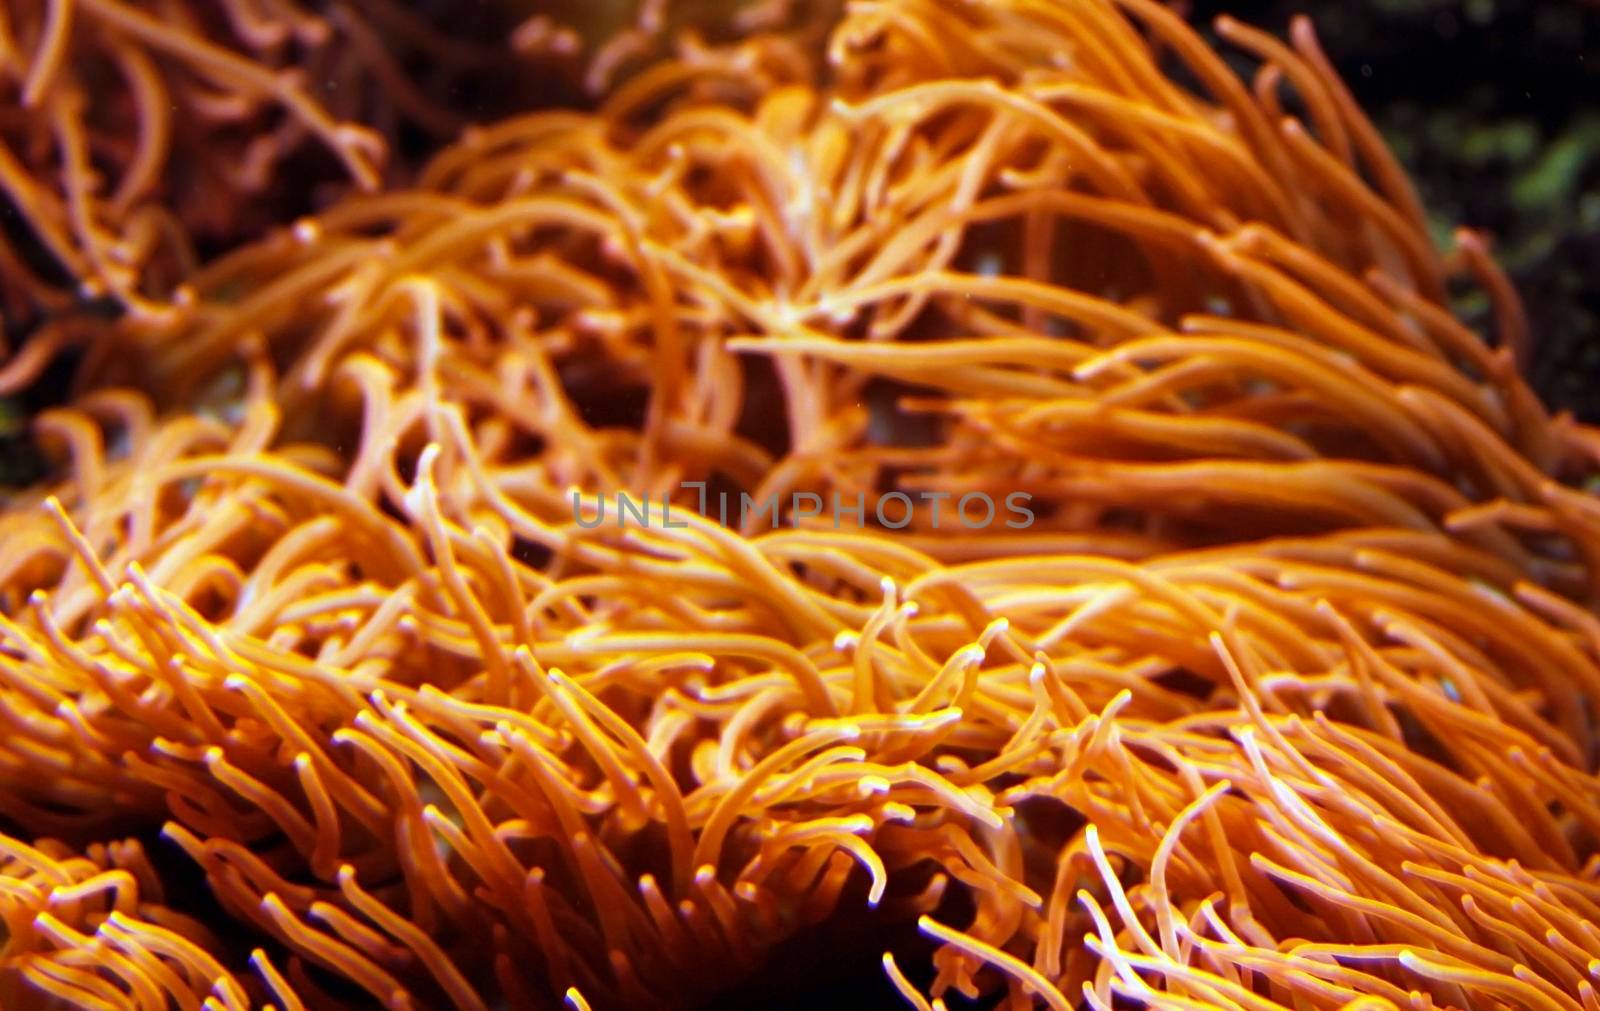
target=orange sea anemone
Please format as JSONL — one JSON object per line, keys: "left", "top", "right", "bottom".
{"left": 0, "top": 0, "right": 544, "bottom": 322}
{"left": 0, "top": 1, "right": 1598, "bottom": 1009}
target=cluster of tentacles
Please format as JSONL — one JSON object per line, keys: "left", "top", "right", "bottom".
{"left": 2, "top": 0, "right": 1600, "bottom": 1009}
{"left": 0, "top": 0, "right": 555, "bottom": 323}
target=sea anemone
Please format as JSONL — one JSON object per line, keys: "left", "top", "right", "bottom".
{"left": 0, "top": 0, "right": 540, "bottom": 320}
{"left": 0, "top": 1, "right": 1597, "bottom": 1009}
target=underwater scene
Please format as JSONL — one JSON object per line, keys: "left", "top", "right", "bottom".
{"left": 0, "top": 1, "right": 1597, "bottom": 1008}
